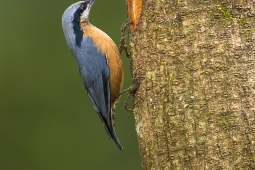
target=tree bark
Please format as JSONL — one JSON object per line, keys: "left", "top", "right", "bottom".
{"left": 129, "top": 0, "right": 255, "bottom": 169}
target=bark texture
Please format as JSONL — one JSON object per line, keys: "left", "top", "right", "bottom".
{"left": 129, "top": 0, "right": 255, "bottom": 169}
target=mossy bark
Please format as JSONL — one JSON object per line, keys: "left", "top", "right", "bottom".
{"left": 129, "top": 0, "right": 255, "bottom": 169}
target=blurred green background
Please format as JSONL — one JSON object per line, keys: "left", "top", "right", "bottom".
{"left": 0, "top": 0, "right": 141, "bottom": 169}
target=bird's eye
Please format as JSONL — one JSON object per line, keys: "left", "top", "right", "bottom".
{"left": 79, "top": 2, "right": 87, "bottom": 10}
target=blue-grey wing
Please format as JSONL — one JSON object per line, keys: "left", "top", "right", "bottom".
{"left": 73, "top": 36, "right": 123, "bottom": 149}
{"left": 75, "top": 36, "right": 111, "bottom": 124}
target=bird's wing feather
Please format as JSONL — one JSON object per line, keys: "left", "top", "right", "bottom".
{"left": 74, "top": 36, "right": 123, "bottom": 149}
{"left": 76, "top": 36, "right": 111, "bottom": 123}
{"left": 85, "top": 67, "right": 111, "bottom": 123}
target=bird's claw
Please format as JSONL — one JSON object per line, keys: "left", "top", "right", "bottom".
{"left": 119, "top": 83, "right": 139, "bottom": 111}
{"left": 119, "top": 68, "right": 144, "bottom": 111}
{"left": 119, "top": 22, "right": 131, "bottom": 58}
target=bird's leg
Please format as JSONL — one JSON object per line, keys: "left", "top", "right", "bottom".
{"left": 119, "top": 35, "right": 130, "bottom": 58}
{"left": 119, "top": 22, "right": 131, "bottom": 58}
{"left": 119, "top": 68, "right": 144, "bottom": 111}
{"left": 119, "top": 67, "right": 143, "bottom": 95}
{"left": 119, "top": 82, "right": 139, "bottom": 111}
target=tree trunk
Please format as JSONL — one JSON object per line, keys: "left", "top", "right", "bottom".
{"left": 129, "top": 0, "right": 255, "bottom": 169}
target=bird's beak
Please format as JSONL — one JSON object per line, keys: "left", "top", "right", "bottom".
{"left": 87, "top": 0, "right": 94, "bottom": 10}
{"left": 89, "top": 0, "right": 95, "bottom": 5}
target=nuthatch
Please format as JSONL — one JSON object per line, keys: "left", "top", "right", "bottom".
{"left": 62, "top": 0, "right": 124, "bottom": 150}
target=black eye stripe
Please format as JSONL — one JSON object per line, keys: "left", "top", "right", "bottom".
{"left": 79, "top": 2, "right": 87, "bottom": 10}
{"left": 79, "top": 1, "right": 90, "bottom": 11}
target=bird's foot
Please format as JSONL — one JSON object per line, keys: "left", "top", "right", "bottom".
{"left": 119, "top": 68, "right": 144, "bottom": 111}
{"left": 119, "top": 22, "right": 131, "bottom": 58}
{"left": 119, "top": 83, "right": 139, "bottom": 111}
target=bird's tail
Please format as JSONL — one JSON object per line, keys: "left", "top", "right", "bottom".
{"left": 109, "top": 127, "right": 123, "bottom": 150}
{"left": 102, "top": 122, "right": 123, "bottom": 150}
{"left": 109, "top": 109, "right": 123, "bottom": 150}
{"left": 101, "top": 109, "right": 123, "bottom": 150}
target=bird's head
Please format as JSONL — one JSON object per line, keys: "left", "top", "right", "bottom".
{"left": 62, "top": 0, "right": 95, "bottom": 52}
{"left": 62, "top": 0, "right": 95, "bottom": 26}
{"left": 80, "top": 0, "right": 95, "bottom": 22}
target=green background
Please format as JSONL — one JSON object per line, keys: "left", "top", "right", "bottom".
{"left": 0, "top": 0, "right": 141, "bottom": 169}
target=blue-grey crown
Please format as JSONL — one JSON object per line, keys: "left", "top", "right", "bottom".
{"left": 62, "top": 1, "right": 84, "bottom": 27}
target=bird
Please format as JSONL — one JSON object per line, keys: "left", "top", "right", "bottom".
{"left": 62, "top": 0, "right": 124, "bottom": 150}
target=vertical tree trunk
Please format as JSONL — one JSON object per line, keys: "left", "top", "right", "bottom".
{"left": 129, "top": 0, "right": 255, "bottom": 169}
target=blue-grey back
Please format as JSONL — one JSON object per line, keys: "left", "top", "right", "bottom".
{"left": 76, "top": 37, "right": 109, "bottom": 87}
